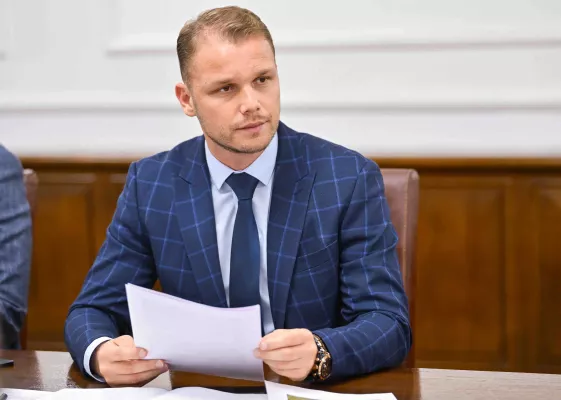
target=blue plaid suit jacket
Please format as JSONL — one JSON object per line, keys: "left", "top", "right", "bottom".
{"left": 65, "top": 121, "right": 411, "bottom": 380}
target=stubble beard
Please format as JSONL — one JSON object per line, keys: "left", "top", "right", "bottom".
{"left": 194, "top": 100, "right": 278, "bottom": 155}
{"left": 206, "top": 130, "right": 272, "bottom": 154}
{"left": 203, "top": 117, "right": 278, "bottom": 155}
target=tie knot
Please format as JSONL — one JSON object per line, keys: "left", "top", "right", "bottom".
{"left": 226, "top": 172, "right": 259, "bottom": 200}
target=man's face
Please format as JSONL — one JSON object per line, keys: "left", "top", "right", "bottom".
{"left": 177, "top": 33, "right": 280, "bottom": 155}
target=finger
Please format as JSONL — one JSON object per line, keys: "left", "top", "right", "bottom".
{"left": 259, "top": 329, "right": 310, "bottom": 351}
{"left": 108, "top": 367, "right": 165, "bottom": 387}
{"left": 263, "top": 358, "right": 305, "bottom": 371}
{"left": 112, "top": 335, "right": 135, "bottom": 346}
{"left": 255, "top": 345, "right": 305, "bottom": 362}
{"left": 114, "top": 345, "right": 147, "bottom": 361}
{"left": 115, "top": 359, "right": 167, "bottom": 375}
{"left": 111, "top": 339, "right": 147, "bottom": 361}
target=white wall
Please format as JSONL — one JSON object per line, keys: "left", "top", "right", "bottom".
{"left": 1, "top": 0, "right": 561, "bottom": 157}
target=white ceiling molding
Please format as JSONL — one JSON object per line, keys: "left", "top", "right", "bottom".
{"left": 106, "top": 27, "right": 561, "bottom": 56}
{"left": 2, "top": 93, "right": 561, "bottom": 112}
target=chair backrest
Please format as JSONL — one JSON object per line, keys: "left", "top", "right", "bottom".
{"left": 380, "top": 168, "right": 419, "bottom": 368}
{"left": 21, "top": 169, "right": 38, "bottom": 349}
{"left": 23, "top": 169, "right": 38, "bottom": 214}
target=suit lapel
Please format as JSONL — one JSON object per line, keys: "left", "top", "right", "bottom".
{"left": 173, "top": 138, "right": 227, "bottom": 308}
{"left": 267, "top": 124, "right": 315, "bottom": 329}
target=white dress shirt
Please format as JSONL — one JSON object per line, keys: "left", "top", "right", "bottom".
{"left": 83, "top": 134, "right": 278, "bottom": 380}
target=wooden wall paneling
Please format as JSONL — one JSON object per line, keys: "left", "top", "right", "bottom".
{"left": 525, "top": 176, "right": 561, "bottom": 374}
{"left": 413, "top": 174, "right": 510, "bottom": 371}
{"left": 501, "top": 174, "right": 530, "bottom": 373}
{"left": 27, "top": 173, "right": 98, "bottom": 350}
{"left": 499, "top": 174, "right": 539, "bottom": 373}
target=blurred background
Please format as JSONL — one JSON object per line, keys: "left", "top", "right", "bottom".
{"left": 1, "top": 0, "right": 560, "bottom": 374}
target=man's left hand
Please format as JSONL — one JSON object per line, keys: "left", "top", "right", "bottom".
{"left": 254, "top": 328, "right": 317, "bottom": 381}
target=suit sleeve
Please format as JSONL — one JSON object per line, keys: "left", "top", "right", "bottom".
{"left": 64, "top": 162, "right": 157, "bottom": 375}
{"left": 0, "top": 149, "right": 32, "bottom": 349}
{"left": 313, "top": 160, "right": 412, "bottom": 380}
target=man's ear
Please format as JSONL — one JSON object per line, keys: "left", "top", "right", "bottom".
{"left": 175, "top": 82, "right": 196, "bottom": 117}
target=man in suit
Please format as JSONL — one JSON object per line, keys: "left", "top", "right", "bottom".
{"left": 0, "top": 145, "right": 32, "bottom": 350}
{"left": 65, "top": 6, "right": 411, "bottom": 386}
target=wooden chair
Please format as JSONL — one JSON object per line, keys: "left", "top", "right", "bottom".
{"left": 380, "top": 168, "right": 419, "bottom": 368}
{"left": 23, "top": 169, "right": 38, "bottom": 213}
{"left": 20, "top": 169, "right": 39, "bottom": 350}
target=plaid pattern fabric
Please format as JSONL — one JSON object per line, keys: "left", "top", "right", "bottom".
{"left": 64, "top": 121, "right": 411, "bottom": 379}
{"left": 0, "top": 146, "right": 32, "bottom": 349}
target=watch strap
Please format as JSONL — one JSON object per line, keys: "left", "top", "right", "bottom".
{"left": 310, "top": 334, "right": 332, "bottom": 381}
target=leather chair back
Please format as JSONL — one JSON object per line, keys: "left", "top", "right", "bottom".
{"left": 380, "top": 168, "right": 419, "bottom": 368}
{"left": 21, "top": 169, "right": 38, "bottom": 349}
{"left": 23, "top": 169, "right": 38, "bottom": 214}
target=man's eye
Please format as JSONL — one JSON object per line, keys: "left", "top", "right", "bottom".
{"left": 220, "top": 85, "right": 232, "bottom": 92}
{"left": 256, "top": 77, "right": 269, "bottom": 84}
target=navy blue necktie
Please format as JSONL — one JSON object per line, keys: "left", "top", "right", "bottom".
{"left": 226, "top": 172, "right": 261, "bottom": 308}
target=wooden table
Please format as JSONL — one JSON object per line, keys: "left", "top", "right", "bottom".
{"left": 2, "top": 350, "right": 561, "bottom": 399}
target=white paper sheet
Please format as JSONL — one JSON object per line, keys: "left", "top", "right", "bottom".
{"left": 32, "top": 387, "right": 266, "bottom": 400}
{"left": 155, "top": 387, "right": 266, "bottom": 400}
{"left": 264, "top": 381, "right": 397, "bottom": 400}
{"left": 126, "top": 283, "right": 264, "bottom": 381}
{"left": 40, "top": 387, "right": 167, "bottom": 400}
{"left": 3, "top": 384, "right": 393, "bottom": 400}
{"left": 0, "top": 388, "right": 52, "bottom": 399}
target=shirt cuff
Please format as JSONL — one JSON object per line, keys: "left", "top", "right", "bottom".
{"left": 84, "top": 336, "right": 113, "bottom": 382}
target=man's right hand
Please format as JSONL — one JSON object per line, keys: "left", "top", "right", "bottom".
{"left": 92, "top": 335, "right": 168, "bottom": 386}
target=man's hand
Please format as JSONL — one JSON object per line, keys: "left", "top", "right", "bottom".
{"left": 254, "top": 329, "right": 317, "bottom": 381}
{"left": 92, "top": 335, "right": 168, "bottom": 386}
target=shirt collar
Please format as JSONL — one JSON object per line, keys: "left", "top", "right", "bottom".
{"left": 204, "top": 133, "right": 278, "bottom": 190}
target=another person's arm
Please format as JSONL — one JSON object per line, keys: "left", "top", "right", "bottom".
{"left": 0, "top": 146, "right": 32, "bottom": 350}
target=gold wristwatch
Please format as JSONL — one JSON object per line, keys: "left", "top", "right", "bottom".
{"left": 310, "top": 334, "right": 332, "bottom": 381}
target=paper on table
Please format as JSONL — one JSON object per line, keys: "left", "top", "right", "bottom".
{"left": 126, "top": 283, "right": 264, "bottom": 381}
{"left": 0, "top": 388, "right": 52, "bottom": 399}
{"left": 35, "top": 387, "right": 266, "bottom": 400}
{"left": 155, "top": 387, "right": 266, "bottom": 400}
{"left": 264, "top": 381, "right": 397, "bottom": 400}
{"left": 39, "top": 387, "right": 166, "bottom": 400}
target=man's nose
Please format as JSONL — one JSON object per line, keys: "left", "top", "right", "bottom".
{"left": 239, "top": 87, "right": 260, "bottom": 114}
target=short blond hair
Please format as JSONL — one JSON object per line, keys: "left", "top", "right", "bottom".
{"left": 176, "top": 6, "right": 275, "bottom": 82}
